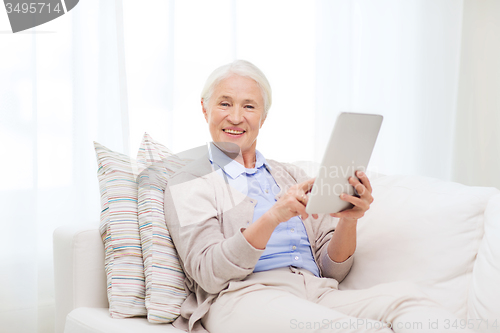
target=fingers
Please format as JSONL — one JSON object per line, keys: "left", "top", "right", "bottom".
{"left": 329, "top": 177, "right": 373, "bottom": 219}
{"left": 293, "top": 192, "right": 318, "bottom": 220}
{"left": 330, "top": 209, "right": 363, "bottom": 220}
{"left": 280, "top": 189, "right": 310, "bottom": 221}
{"left": 297, "top": 192, "right": 308, "bottom": 205}
{"left": 298, "top": 177, "right": 316, "bottom": 193}
{"left": 356, "top": 171, "right": 372, "bottom": 195}
{"left": 288, "top": 187, "right": 307, "bottom": 206}
{"left": 321, "top": 173, "right": 374, "bottom": 221}
{"left": 290, "top": 199, "right": 309, "bottom": 221}
{"left": 348, "top": 176, "right": 373, "bottom": 203}
{"left": 282, "top": 178, "right": 322, "bottom": 221}
{"left": 295, "top": 193, "right": 310, "bottom": 220}
{"left": 340, "top": 193, "right": 369, "bottom": 211}
{"left": 329, "top": 194, "right": 366, "bottom": 219}
{"left": 290, "top": 179, "right": 315, "bottom": 205}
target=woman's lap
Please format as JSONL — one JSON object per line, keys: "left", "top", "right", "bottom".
{"left": 202, "top": 267, "right": 393, "bottom": 333}
{"left": 202, "top": 280, "right": 391, "bottom": 333}
{"left": 201, "top": 266, "right": 473, "bottom": 333}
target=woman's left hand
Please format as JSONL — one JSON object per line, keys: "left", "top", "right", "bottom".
{"left": 329, "top": 171, "right": 373, "bottom": 221}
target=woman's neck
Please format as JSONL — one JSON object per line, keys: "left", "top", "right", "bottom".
{"left": 213, "top": 142, "right": 257, "bottom": 169}
{"left": 239, "top": 149, "right": 256, "bottom": 169}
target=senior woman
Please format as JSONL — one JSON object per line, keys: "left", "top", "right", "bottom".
{"left": 163, "top": 60, "right": 472, "bottom": 333}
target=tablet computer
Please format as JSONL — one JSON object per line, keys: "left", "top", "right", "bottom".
{"left": 305, "top": 112, "right": 383, "bottom": 214}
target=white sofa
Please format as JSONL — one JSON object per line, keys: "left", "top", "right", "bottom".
{"left": 53, "top": 171, "right": 500, "bottom": 333}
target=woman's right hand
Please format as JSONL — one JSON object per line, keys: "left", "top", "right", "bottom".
{"left": 265, "top": 177, "right": 318, "bottom": 226}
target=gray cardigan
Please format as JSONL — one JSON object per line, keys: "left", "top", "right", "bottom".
{"left": 163, "top": 155, "right": 354, "bottom": 333}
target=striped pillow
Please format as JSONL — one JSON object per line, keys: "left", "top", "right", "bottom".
{"left": 94, "top": 141, "right": 147, "bottom": 318}
{"left": 136, "top": 133, "right": 190, "bottom": 323}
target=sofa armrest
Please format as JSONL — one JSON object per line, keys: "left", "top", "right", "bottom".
{"left": 53, "top": 225, "right": 109, "bottom": 333}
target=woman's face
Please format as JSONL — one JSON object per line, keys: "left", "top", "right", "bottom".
{"left": 202, "top": 74, "right": 266, "bottom": 157}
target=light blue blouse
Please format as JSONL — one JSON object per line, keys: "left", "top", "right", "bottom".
{"left": 208, "top": 144, "right": 320, "bottom": 277}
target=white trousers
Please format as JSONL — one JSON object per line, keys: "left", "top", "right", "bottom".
{"left": 201, "top": 266, "right": 474, "bottom": 333}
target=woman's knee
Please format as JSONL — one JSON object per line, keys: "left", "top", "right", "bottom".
{"left": 382, "top": 281, "right": 441, "bottom": 310}
{"left": 384, "top": 281, "right": 427, "bottom": 298}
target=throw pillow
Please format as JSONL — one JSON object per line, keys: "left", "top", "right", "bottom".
{"left": 94, "top": 141, "right": 147, "bottom": 318}
{"left": 136, "top": 133, "right": 190, "bottom": 323}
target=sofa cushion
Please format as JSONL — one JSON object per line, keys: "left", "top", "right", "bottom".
{"left": 64, "top": 308, "right": 185, "bottom": 333}
{"left": 467, "top": 193, "right": 500, "bottom": 326}
{"left": 339, "top": 174, "right": 500, "bottom": 319}
{"left": 94, "top": 141, "right": 147, "bottom": 318}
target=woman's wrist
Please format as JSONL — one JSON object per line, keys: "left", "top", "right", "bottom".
{"left": 242, "top": 210, "right": 281, "bottom": 250}
{"left": 339, "top": 217, "right": 358, "bottom": 225}
{"left": 262, "top": 210, "right": 282, "bottom": 228}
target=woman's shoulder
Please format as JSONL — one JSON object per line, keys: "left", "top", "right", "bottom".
{"left": 266, "top": 159, "right": 310, "bottom": 183}
{"left": 168, "top": 154, "right": 214, "bottom": 186}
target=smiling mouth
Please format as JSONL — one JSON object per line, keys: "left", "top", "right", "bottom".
{"left": 223, "top": 129, "right": 245, "bottom": 135}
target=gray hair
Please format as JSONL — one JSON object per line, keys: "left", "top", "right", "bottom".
{"left": 201, "top": 60, "right": 272, "bottom": 118}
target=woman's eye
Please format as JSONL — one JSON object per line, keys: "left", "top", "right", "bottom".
{"left": 244, "top": 105, "right": 254, "bottom": 109}
{"left": 221, "top": 102, "right": 230, "bottom": 107}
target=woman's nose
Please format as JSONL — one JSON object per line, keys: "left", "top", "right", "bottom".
{"left": 228, "top": 106, "right": 244, "bottom": 124}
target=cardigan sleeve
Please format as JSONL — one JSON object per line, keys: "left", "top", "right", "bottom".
{"left": 318, "top": 239, "right": 354, "bottom": 282}
{"left": 164, "top": 170, "right": 265, "bottom": 295}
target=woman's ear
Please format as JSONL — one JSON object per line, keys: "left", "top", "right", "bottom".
{"left": 201, "top": 99, "right": 209, "bottom": 122}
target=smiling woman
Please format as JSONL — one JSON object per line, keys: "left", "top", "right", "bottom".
{"left": 2, "top": 1, "right": 498, "bottom": 332}
{"left": 162, "top": 60, "right": 474, "bottom": 333}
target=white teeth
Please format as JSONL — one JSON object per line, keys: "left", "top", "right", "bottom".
{"left": 224, "top": 129, "right": 244, "bottom": 134}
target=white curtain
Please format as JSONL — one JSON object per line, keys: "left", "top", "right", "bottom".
{"left": 0, "top": 0, "right": 128, "bottom": 331}
{"left": 1, "top": 0, "right": 498, "bottom": 332}
{"left": 453, "top": 0, "right": 500, "bottom": 188}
